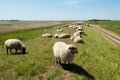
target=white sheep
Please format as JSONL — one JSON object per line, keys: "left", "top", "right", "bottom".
{"left": 54, "top": 33, "right": 59, "bottom": 38}
{"left": 42, "top": 33, "right": 52, "bottom": 38}
{"left": 53, "top": 41, "right": 78, "bottom": 64}
{"left": 58, "top": 33, "right": 71, "bottom": 39}
{"left": 70, "top": 35, "right": 76, "bottom": 41}
{"left": 73, "top": 31, "right": 87, "bottom": 37}
{"left": 76, "top": 26, "right": 83, "bottom": 31}
{"left": 4, "top": 39, "right": 26, "bottom": 54}
{"left": 73, "top": 31, "right": 81, "bottom": 36}
{"left": 73, "top": 36, "right": 84, "bottom": 43}
{"left": 56, "top": 29, "right": 63, "bottom": 32}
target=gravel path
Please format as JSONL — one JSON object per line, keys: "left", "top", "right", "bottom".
{"left": 92, "top": 25, "right": 120, "bottom": 46}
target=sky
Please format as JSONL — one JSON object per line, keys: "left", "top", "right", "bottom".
{"left": 0, "top": 0, "right": 120, "bottom": 20}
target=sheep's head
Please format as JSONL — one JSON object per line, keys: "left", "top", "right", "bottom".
{"left": 68, "top": 45, "right": 78, "bottom": 54}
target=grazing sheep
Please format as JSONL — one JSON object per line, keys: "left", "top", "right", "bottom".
{"left": 58, "top": 33, "right": 71, "bottom": 39}
{"left": 53, "top": 41, "right": 78, "bottom": 64}
{"left": 42, "top": 33, "right": 52, "bottom": 38}
{"left": 4, "top": 39, "right": 26, "bottom": 54}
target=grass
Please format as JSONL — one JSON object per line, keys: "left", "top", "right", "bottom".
{"left": 86, "top": 21, "right": 120, "bottom": 36}
{"left": 0, "top": 22, "right": 120, "bottom": 80}
{"left": 0, "top": 26, "right": 50, "bottom": 45}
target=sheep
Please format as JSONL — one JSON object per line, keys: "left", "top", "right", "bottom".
{"left": 70, "top": 35, "right": 76, "bottom": 41}
{"left": 68, "top": 25, "right": 76, "bottom": 28}
{"left": 73, "top": 31, "right": 87, "bottom": 37}
{"left": 53, "top": 41, "right": 78, "bottom": 64}
{"left": 56, "top": 29, "right": 63, "bottom": 32}
{"left": 4, "top": 39, "right": 26, "bottom": 54}
{"left": 54, "top": 33, "right": 59, "bottom": 38}
{"left": 74, "top": 22, "right": 84, "bottom": 25}
{"left": 76, "top": 26, "right": 83, "bottom": 31}
{"left": 62, "top": 25, "right": 69, "bottom": 28}
{"left": 73, "top": 36, "right": 84, "bottom": 43}
{"left": 73, "top": 31, "right": 82, "bottom": 36}
{"left": 70, "top": 35, "right": 84, "bottom": 43}
{"left": 58, "top": 33, "right": 71, "bottom": 39}
{"left": 42, "top": 33, "right": 52, "bottom": 38}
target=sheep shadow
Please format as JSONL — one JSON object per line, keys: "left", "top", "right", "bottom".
{"left": 12, "top": 52, "right": 28, "bottom": 55}
{"left": 80, "top": 41, "right": 85, "bottom": 44}
{"left": 60, "top": 63, "right": 95, "bottom": 80}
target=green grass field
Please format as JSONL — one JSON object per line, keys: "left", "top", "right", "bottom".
{"left": 0, "top": 22, "right": 120, "bottom": 80}
{"left": 86, "top": 21, "right": 120, "bottom": 36}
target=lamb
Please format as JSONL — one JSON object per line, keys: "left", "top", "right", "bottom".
{"left": 42, "top": 33, "right": 52, "bottom": 38}
{"left": 53, "top": 41, "right": 78, "bottom": 64}
{"left": 4, "top": 39, "right": 26, "bottom": 54}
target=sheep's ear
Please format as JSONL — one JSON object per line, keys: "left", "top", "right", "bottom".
{"left": 69, "top": 46, "right": 72, "bottom": 50}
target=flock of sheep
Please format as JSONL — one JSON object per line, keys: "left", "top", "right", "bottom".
{"left": 4, "top": 22, "right": 88, "bottom": 64}
{"left": 42, "top": 22, "right": 87, "bottom": 43}
{"left": 42, "top": 22, "right": 87, "bottom": 64}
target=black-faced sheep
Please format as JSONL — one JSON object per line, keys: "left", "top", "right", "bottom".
{"left": 4, "top": 39, "right": 26, "bottom": 54}
{"left": 53, "top": 41, "right": 78, "bottom": 64}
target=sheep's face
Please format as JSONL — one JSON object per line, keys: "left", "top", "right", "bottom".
{"left": 68, "top": 45, "right": 78, "bottom": 54}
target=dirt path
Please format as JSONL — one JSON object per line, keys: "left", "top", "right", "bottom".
{"left": 92, "top": 25, "right": 120, "bottom": 46}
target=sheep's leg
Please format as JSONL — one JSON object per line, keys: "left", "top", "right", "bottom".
{"left": 6, "top": 48, "right": 8, "bottom": 55}
{"left": 56, "top": 58, "right": 59, "bottom": 63}
{"left": 56, "top": 58, "right": 61, "bottom": 64}
{"left": 15, "top": 49, "right": 17, "bottom": 54}
{"left": 10, "top": 48, "right": 12, "bottom": 54}
{"left": 61, "top": 60, "right": 65, "bottom": 64}
{"left": 66, "top": 62, "right": 69, "bottom": 64}
{"left": 58, "top": 58, "right": 61, "bottom": 64}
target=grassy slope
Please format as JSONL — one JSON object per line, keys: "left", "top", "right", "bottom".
{"left": 86, "top": 21, "right": 120, "bottom": 36}
{"left": 0, "top": 24, "right": 120, "bottom": 80}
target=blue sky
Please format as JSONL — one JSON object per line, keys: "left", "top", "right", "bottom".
{"left": 0, "top": 0, "right": 120, "bottom": 20}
